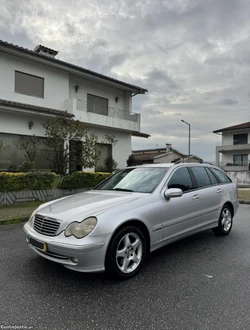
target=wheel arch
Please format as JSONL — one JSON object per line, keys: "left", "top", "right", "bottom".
{"left": 106, "top": 220, "right": 151, "bottom": 256}
{"left": 223, "top": 201, "right": 234, "bottom": 217}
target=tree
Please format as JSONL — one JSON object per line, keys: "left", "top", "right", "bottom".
{"left": 105, "top": 156, "right": 118, "bottom": 173}
{"left": 17, "top": 135, "right": 42, "bottom": 171}
{"left": 127, "top": 154, "right": 139, "bottom": 166}
{"left": 43, "top": 116, "right": 99, "bottom": 174}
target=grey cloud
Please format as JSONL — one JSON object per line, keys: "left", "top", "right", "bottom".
{"left": 2, "top": 0, "right": 250, "bottom": 161}
{"left": 222, "top": 98, "right": 239, "bottom": 106}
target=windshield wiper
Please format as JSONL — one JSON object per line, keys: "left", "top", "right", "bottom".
{"left": 113, "top": 188, "right": 134, "bottom": 192}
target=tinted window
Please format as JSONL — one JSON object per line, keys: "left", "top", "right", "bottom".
{"left": 191, "top": 166, "right": 211, "bottom": 188}
{"left": 233, "top": 154, "right": 248, "bottom": 166}
{"left": 233, "top": 133, "right": 248, "bottom": 145}
{"left": 15, "top": 71, "right": 44, "bottom": 98}
{"left": 87, "top": 94, "right": 108, "bottom": 116}
{"left": 210, "top": 168, "right": 232, "bottom": 183}
{"left": 206, "top": 168, "right": 219, "bottom": 185}
{"left": 167, "top": 168, "right": 194, "bottom": 192}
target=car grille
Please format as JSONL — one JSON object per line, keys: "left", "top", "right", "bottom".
{"left": 34, "top": 214, "right": 60, "bottom": 236}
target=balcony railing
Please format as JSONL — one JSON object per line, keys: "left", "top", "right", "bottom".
{"left": 216, "top": 143, "right": 250, "bottom": 152}
{"left": 76, "top": 99, "right": 138, "bottom": 122}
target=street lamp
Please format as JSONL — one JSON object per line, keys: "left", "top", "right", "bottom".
{"left": 181, "top": 119, "right": 191, "bottom": 161}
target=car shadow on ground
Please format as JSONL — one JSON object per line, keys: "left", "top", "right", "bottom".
{"left": 22, "top": 227, "right": 239, "bottom": 291}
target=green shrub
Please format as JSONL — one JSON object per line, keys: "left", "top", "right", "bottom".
{"left": 0, "top": 172, "right": 57, "bottom": 191}
{"left": 60, "top": 171, "right": 110, "bottom": 190}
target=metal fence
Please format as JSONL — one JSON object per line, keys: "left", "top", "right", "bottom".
{"left": 76, "top": 99, "right": 138, "bottom": 122}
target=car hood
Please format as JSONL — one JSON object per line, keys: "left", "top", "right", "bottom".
{"left": 36, "top": 190, "right": 147, "bottom": 225}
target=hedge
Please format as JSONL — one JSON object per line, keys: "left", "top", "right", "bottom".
{"left": 0, "top": 171, "right": 110, "bottom": 191}
{"left": 0, "top": 172, "right": 57, "bottom": 191}
{"left": 60, "top": 171, "right": 110, "bottom": 190}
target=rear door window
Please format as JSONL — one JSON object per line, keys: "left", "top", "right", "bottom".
{"left": 190, "top": 166, "right": 211, "bottom": 188}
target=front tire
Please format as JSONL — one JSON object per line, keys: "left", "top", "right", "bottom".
{"left": 105, "top": 226, "right": 147, "bottom": 279}
{"left": 213, "top": 205, "right": 233, "bottom": 236}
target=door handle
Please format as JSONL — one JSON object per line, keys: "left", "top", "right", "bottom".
{"left": 216, "top": 188, "right": 222, "bottom": 193}
{"left": 192, "top": 194, "right": 200, "bottom": 200}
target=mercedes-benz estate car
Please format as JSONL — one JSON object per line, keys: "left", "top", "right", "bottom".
{"left": 23, "top": 163, "right": 239, "bottom": 279}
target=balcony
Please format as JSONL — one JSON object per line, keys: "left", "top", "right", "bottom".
{"left": 65, "top": 98, "right": 140, "bottom": 132}
{"left": 216, "top": 144, "right": 250, "bottom": 153}
{"left": 221, "top": 164, "right": 249, "bottom": 171}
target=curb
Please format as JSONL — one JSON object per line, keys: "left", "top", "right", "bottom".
{"left": 0, "top": 217, "right": 29, "bottom": 226}
{"left": 239, "top": 200, "right": 250, "bottom": 204}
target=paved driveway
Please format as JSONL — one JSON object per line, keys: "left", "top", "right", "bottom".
{"left": 0, "top": 205, "right": 250, "bottom": 330}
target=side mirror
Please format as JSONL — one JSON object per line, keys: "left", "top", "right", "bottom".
{"left": 164, "top": 188, "right": 183, "bottom": 200}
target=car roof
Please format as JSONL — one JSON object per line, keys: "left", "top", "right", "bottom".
{"left": 129, "top": 163, "right": 216, "bottom": 169}
{"left": 132, "top": 163, "right": 174, "bottom": 168}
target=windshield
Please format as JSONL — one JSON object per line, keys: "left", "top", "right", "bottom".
{"left": 95, "top": 167, "right": 168, "bottom": 193}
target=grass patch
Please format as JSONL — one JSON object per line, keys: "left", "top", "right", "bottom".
{"left": 238, "top": 189, "right": 250, "bottom": 201}
{"left": 0, "top": 201, "right": 42, "bottom": 209}
{"left": 0, "top": 218, "right": 28, "bottom": 225}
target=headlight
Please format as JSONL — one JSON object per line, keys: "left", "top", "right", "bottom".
{"left": 65, "top": 217, "right": 97, "bottom": 239}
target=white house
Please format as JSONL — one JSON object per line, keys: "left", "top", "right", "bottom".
{"left": 0, "top": 40, "right": 148, "bottom": 172}
{"left": 214, "top": 122, "right": 250, "bottom": 171}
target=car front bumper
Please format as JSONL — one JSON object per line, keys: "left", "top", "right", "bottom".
{"left": 23, "top": 222, "right": 111, "bottom": 273}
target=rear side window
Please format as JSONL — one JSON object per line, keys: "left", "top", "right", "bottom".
{"left": 210, "top": 168, "right": 232, "bottom": 184}
{"left": 205, "top": 168, "right": 219, "bottom": 185}
{"left": 167, "top": 167, "right": 194, "bottom": 192}
{"left": 190, "top": 166, "right": 211, "bottom": 188}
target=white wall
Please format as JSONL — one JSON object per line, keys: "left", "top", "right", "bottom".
{"left": 0, "top": 51, "right": 134, "bottom": 170}
{"left": 222, "top": 129, "right": 250, "bottom": 145}
{"left": 0, "top": 52, "right": 69, "bottom": 110}
{"left": 88, "top": 127, "right": 131, "bottom": 169}
{"left": 226, "top": 171, "right": 250, "bottom": 185}
{"left": 69, "top": 74, "right": 130, "bottom": 111}
{"left": 0, "top": 110, "right": 46, "bottom": 137}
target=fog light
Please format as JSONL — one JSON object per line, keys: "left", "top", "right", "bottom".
{"left": 71, "top": 257, "right": 78, "bottom": 264}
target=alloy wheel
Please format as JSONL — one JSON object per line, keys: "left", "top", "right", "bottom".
{"left": 116, "top": 232, "right": 143, "bottom": 273}
{"left": 221, "top": 207, "right": 232, "bottom": 232}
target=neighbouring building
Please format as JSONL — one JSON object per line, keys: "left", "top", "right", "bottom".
{"left": 133, "top": 144, "right": 203, "bottom": 164}
{"left": 0, "top": 40, "right": 148, "bottom": 172}
{"left": 214, "top": 122, "right": 250, "bottom": 170}
{"left": 214, "top": 122, "right": 250, "bottom": 186}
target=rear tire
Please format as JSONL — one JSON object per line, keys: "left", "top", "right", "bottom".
{"left": 105, "top": 226, "right": 147, "bottom": 280}
{"left": 213, "top": 205, "right": 233, "bottom": 236}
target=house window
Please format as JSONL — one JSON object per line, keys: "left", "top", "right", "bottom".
{"left": 233, "top": 154, "right": 248, "bottom": 166}
{"left": 95, "top": 143, "right": 112, "bottom": 172}
{"left": 233, "top": 133, "right": 248, "bottom": 145}
{"left": 15, "top": 71, "right": 44, "bottom": 98}
{"left": 87, "top": 94, "right": 108, "bottom": 116}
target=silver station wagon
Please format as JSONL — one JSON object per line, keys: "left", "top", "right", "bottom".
{"left": 24, "top": 163, "right": 239, "bottom": 279}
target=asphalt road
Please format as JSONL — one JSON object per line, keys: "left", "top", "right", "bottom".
{"left": 0, "top": 205, "right": 250, "bottom": 330}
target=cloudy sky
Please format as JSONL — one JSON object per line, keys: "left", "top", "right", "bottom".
{"left": 1, "top": 0, "right": 250, "bottom": 161}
